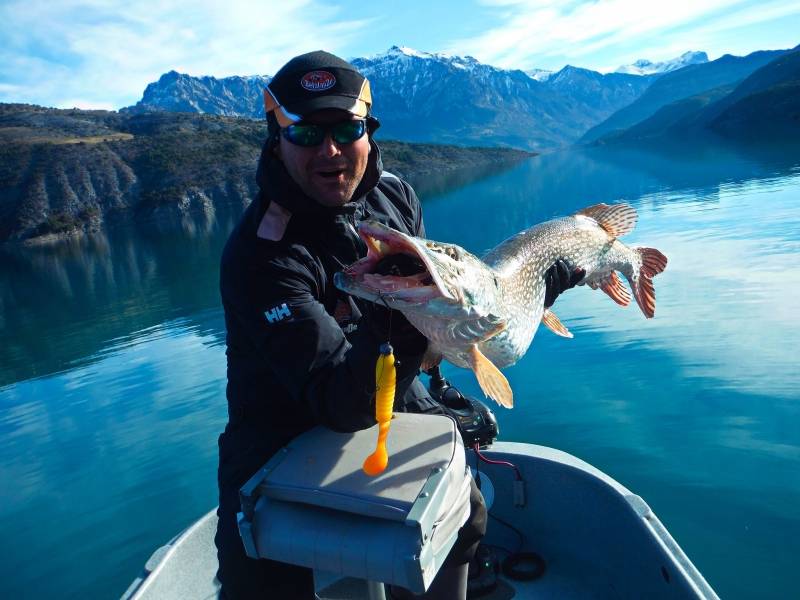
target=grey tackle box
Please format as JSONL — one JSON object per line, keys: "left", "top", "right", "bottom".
{"left": 237, "top": 413, "right": 472, "bottom": 594}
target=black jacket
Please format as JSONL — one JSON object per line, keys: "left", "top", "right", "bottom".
{"left": 218, "top": 138, "right": 437, "bottom": 491}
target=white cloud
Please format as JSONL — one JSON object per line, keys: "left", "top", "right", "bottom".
{"left": 0, "top": 0, "right": 373, "bottom": 109}
{"left": 448, "top": 0, "right": 800, "bottom": 71}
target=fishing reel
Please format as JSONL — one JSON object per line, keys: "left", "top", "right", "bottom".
{"left": 426, "top": 366, "right": 499, "bottom": 448}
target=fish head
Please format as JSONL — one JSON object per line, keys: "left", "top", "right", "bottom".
{"left": 334, "top": 221, "right": 498, "bottom": 319}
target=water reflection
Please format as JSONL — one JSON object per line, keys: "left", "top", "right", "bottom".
{"left": 1, "top": 137, "right": 799, "bottom": 599}
{"left": 0, "top": 315, "right": 227, "bottom": 599}
{"left": 0, "top": 211, "right": 236, "bottom": 386}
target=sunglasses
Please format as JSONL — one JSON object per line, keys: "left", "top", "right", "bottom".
{"left": 281, "top": 119, "right": 367, "bottom": 147}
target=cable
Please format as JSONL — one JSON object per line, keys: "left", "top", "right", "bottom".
{"left": 473, "top": 443, "right": 523, "bottom": 481}
{"left": 470, "top": 444, "right": 547, "bottom": 582}
{"left": 488, "top": 512, "right": 524, "bottom": 555}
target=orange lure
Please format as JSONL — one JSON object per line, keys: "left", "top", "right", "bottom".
{"left": 362, "top": 343, "right": 396, "bottom": 476}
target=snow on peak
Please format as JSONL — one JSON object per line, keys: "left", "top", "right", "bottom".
{"left": 526, "top": 68, "right": 554, "bottom": 82}
{"left": 368, "top": 46, "right": 440, "bottom": 61}
{"left": 615, "top": 51, "right": 708, "bottom": 75}
{"left": 395, "top": 46, "right": 435, "bottom": 59}
{"left": 364, "top": 46, "right": 485, "bottom": 70}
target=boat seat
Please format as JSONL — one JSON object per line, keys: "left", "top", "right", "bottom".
{"left": 237, "top": 413, "right": 472, "bottom": 595}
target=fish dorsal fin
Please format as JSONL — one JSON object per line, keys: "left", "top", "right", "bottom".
{"left": 468, "top": 345, "right": 513, "bottom": 408}
{"left": 577, "top": 203, "right": 638, "bottom": 238}
{"left": 542, "top": 309, "right": 573, "bottom": 338}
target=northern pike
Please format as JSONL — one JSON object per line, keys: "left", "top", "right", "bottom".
{"left": 334, "top": 203, "right": 667, "bottom": 409}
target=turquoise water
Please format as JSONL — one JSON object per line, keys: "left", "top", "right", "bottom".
{"left": 1, "top": 139, "right": 799, "bottom": 599}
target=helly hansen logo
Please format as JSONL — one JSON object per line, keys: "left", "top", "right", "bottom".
{"left": 265, "top": 303, "right": 291, "bottom": 324}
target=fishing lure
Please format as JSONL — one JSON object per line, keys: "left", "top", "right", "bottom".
{"left": 362, "top": 342, "right": 395, "bottom": 476}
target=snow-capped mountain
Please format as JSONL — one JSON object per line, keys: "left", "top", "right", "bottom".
{"left": 615, "top": 51, "right": 708, "bottom": 75}
{"left": 123, "top": 46, "right": 656, "bottom": 150}
{"left": 363, "top": 46, "right": 487, "bottom": 72}
{"left": 349, "top": 46, "right": 655, "bottom": 149}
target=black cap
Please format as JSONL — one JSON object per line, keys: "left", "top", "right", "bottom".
{"left": 264, "top": 50, "right": 372, "bottom": 128}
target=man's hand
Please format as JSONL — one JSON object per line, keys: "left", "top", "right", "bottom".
{"left": 544, "top": 260, "right": 585, "bottom": 308}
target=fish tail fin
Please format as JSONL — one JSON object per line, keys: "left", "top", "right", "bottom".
{"left": 638, "top": 246, "right": 668, "bottom": 278}
{"left": 631, "top": 247, "right": 668, "bottom": 318}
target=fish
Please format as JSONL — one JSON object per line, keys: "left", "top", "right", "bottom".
{"left": 334, "top": 203, "right": 667, "bottom": 409}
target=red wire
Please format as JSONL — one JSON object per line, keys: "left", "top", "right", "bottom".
{"left": 473, "top": 443, "right": 522, "bottom": 480}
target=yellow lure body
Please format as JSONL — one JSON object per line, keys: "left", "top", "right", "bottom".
{"left": 362, "top": 345, "right": 396, "bottom": 476}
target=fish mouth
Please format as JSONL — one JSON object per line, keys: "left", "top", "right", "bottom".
{"left": 334, "top": 221, "right": 455, "bottom": 304}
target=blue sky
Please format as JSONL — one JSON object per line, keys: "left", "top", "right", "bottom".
{"left": 1, "top": 0, "right": 798, "bottom": 110}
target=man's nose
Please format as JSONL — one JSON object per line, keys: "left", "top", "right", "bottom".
{"left": 317, "top": 133, "right": 342, "bottom": 158}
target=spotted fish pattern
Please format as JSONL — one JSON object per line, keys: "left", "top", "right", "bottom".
{"left": 335, "top": 203, "right": 668, "bottom": 408}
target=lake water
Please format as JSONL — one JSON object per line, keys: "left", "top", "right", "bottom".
{"left": 1, "top": 138, "right": 799, "bottom": 599}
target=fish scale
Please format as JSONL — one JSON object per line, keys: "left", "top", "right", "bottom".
{"left": 335, "top": 203, "right": 667, "bottom": 408}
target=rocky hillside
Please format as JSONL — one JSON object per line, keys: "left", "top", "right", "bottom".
{"left": 0, "top": 104, "right": 532, "bottom": 244}
{"left": 123, "top": 71, "right": 270, "bottom": 117}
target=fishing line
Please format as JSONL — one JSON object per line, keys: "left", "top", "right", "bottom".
{"left": 378, "top": 293, "right": 393, "bottom": 340}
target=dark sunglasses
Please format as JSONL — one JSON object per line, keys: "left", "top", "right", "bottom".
{"left": 281, "top": 119, "right": 367, "bottom": 147}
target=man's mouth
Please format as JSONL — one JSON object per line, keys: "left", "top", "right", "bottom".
{"left": 315, "top": 166, "right": 348, "bottom": 181}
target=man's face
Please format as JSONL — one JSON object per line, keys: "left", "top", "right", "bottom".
{"left": 276, "top": 109, "right": 370, "bottom": 207}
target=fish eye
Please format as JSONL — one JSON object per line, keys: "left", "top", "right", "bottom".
{"left": 425, "top": 242, "right": 460, "bottom": 260}
{"left": 444, "top": 246, "right": 461, "bottom": 260}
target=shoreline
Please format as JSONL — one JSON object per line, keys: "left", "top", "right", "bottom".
{"left": 1, "top": 104, "right": 534, "bottom": 246}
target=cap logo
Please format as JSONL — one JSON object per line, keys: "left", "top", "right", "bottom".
{"left": 300, "top": 70, "right": 336, "bottom": 92}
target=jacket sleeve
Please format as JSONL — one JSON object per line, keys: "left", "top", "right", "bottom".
{"left": 222, "top": 252, "right": 419, "bottom": 433}
{"left": 404, "top": 179, "right": 426, "bottom": 238}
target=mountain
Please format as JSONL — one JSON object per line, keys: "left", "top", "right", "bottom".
{"left": 615, "top": 51, "right": 708, "bottom": 75}
{"left": 122, "top": 70, "right": 270, "bottom": 116}
{"left": 598, "top": 48, "right": 800, "bottom": 142}
{"left": 526, "top": 69, "right": 554, "bottom": 82}
{"left": 581, "top": 48, "right": 788, "bottom": 144}
{"left": 0, "top": 104, "right": 532, "bottom": 244}
{"left": 703, "top": 48, "right": 800, "bottom": 136}
{"left": 123, "top": 46, "right": 654, "bottom": 151}
{"left": 351, "top": 47, "right": 654, "bottom": 150}
{"left": 544, "top": 65, "right": 656, "bottom": 117}
{"left": 596, "top": 84, "right": 735, "bottom": 142}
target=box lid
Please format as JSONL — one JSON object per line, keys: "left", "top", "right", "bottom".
{"left": 247, "top": 413, "right": 463, "bottom": 522}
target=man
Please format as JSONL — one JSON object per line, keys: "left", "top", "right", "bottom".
{"left": 216, "top": 50, "right": 580, "bottom": 599}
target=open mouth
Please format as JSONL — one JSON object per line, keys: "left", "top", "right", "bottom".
{"left": 341, "top": 222, "right": 453, "bottom": 302}
{"left": 317, "top": 168, "right": 346, "bottom": 180}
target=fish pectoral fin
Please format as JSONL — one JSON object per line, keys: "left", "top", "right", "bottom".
{"left": 468, "top": 344, "right": 513, "bottom": 408}
{"left": 542, "top": 309, "right": 573, "bottom": 338}
{"left": 479, "top": 320, "right": 508, "bottom": 342}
